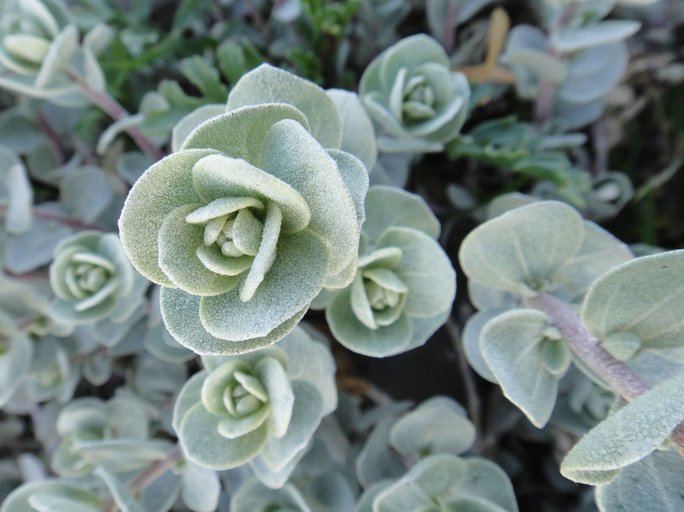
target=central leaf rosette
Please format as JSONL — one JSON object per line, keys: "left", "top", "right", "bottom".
{"left": 120, "top": 99, "right": 366, "bottom": 355}
{"left": 351, "top": 252, "right": 409, "bottom": 330}
{"left": 200, "top": 358, "right": 291, "bottom": 441}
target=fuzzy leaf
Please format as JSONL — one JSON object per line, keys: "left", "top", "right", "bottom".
{"left": 227, "top": 64, "right": 342, "bottom": 149}
{"left": 119, "top": 149, "right": 215, "bottom": 286}
{"left": 160, "top": 287, "right": 308, "bottom": 355}
{"left": 459, "top": 201, "right": 585, "bottom": 296}
{"left": 327, "top": 89, "right": 377, "bottom": 170}
{"left": 179, "top": 403, "right": 268, "bottom": 470}
{"left": 581, "top": 250, "right": 684, "bottom": 351}
{"left": 363, "top": 186, "right": 440, "bottom": 243}
{"left": 481, "top": 309, "right": 564, "bottom": 427}
{"left": 199, "top": 230, "right": 326, "bottom": 341}
{"left": 595, "top": 450, "right": 684, "bottom": 512}
{"left": 560, "top": 375, "right": 684, "bottom": 485}
{"left": 378, "top": 227, "right": 456, "bottom": 318}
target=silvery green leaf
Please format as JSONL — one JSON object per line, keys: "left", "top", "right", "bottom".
{"left": 96, "top": 114, "right": 144, "bottom": 155}
{"left": 116, "top": 152, "right": 152, "bottom": 186}
{"left": 581, "top": 250, "right": 684, "bottom": 351}
{"left": 370, "top": 152, "right": 413, "bottom": 188}
{"left": 0, "top": 480, "right": 103, "bottom": 512}
{"left": 94, "top": 467, "right": 146, "bottom": 512}
{"left": 227, "top": 64, "right": 342, "bottom": 149}
{"left": 426, "top": 0, "right": 495, "bottom": 43}
{"left": 595, "top": 450, "right": 684, "bottom": 512}
{"left": 363, "top": 186, "right": 440, "bottom": 243}
{"left": 504, "top": 25, "right": 565, "bottom": 97}
{"left": 554, "top": 222, "right": 633, "bottom": 302}
{"left": 373, "top": 454, "right": 518, "bottom": 512}
{"left": 279, "top": 326, "right": 337, "bottom": 415}
{"left": 250, "top": 447, "right": 309, "bottom": 490}
{"left": 553, "top": 97, "right": 605, "bottom": 131}
{"left": 0, "top": 332, "right": 33, "bottom": 407}
{"left": 467, "top": 281, "right": 517, "bottom": 312}
{"left": 231, "top": 479, "right": 312, "bottom": 512}
{"left": 0, "top": 108, "right": 45, "bottom": 154}
{"left": 481, "top": 309, "right": 569, "bottom": 427}
{"left": 462, "top": 309, "right": 505, "bottom": 383}
{"left": 3, "top": 209, "right": 73, "bottom": 273}
{"left": 558, "top": 43, "right": 628, "bottom": 105}
{"left": 305, "top": 470, "right": 357, "bottom": 512}
{"left": 0, "top": 145, "right": 33, "bottom": 234}
{"left": 356, "top": 415, "right": 405, "bottom": 488}
{"left": 360, "top": 34, "right": 470, "bottom": 150}
{"left": 260, "top": 381, "right": 324, "bottom": 473}
{"left": 560, "top": 375, "right": 684, "bottom": 484}
{"left": 181, "top": 460, "right": 220, "bottom": 512}
{"left": 60, "top": 166, "right": 114, "bottom": 224}
{"left": 459, "top": 201, "right": 585, "bottom": 296}
{"left": 551, "top": 21, "right": 641, "bottom": 53}
{"left": 390, "top": 396, "right": 475, "bottom": 457}
{"left": 327, "top": 89, "right": 377, "bottom": 171}
{"left": 172, "top": 104, "right": 226, "bottom": 152}
{"left": 144, "top": 323, "right": 195, "bottom": 363}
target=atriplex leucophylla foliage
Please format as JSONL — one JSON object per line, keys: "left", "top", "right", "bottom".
{"left": 0, "top": 0, "right": 682, "bottom": 511}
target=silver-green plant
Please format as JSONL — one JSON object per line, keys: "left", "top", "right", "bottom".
{"left": 172, "top": 326, "right": 337, "bottom": 485}
{"left": 359, "top": 34, "right": 471, "bottom": 153}
{"left": 502, "top": 0, "right": 646, "bottom": 129}
{"left": 321, "top": 186, "right": 456, "bottom": 357}
{"left": 458, "top": 197, "right": 684, "bottom": 507}
{"left": 119, "top": 65, "right": 369, "bottom": 355}
{"left": 0, "top": 0, "right": 110, "bottom": 106}
{"left": 49, "top": 231, "right": 147, "bottom": 325}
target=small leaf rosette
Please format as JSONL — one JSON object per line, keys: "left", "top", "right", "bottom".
{"left": 0, "top": 0, "right": 92, "bottom": 106}
{"left": 324, "top": 186, "right": 456, "bottom": 357}
{"left": 49, "top": 231, "right": 146, "bottom": 325}
{"left": 0, "top": 0, "right": 72, "bottom": 76}
{"left": 360, "top": 34, "right": 470, "bottom": 153}
{"left": 120, "top": 65, "right": 367, "bottom": 355}
{"left": 1, "top": 481, "right": 105, "bottom": 512}
{"left": 52, "top": 395, "right": 168, "bottom": 478}
{"left": 172, "top": 326, "right": 336, "bottom": 486}
{"left": 358, "top": 453, "right": 519, "bottom": 512}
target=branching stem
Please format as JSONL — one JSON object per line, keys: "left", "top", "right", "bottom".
{"left": 104, "top": 448, "right": 181, "bottom": 512}
{"left": 527, "top": 293, "right": 684, "bottom": 451}
{"left": 445, "top": 318, "right": 482, "bottom": 438}
{"left": 0, "top": 205, "right": 105, "bottom": 231}
{"left": 65, "top": 68, "right": 163, "bottom": 161}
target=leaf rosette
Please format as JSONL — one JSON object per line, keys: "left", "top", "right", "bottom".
{"left": 360, "top": 34, "right": 470, "bottom": 153}
{"left": 323, "top": 186, "right": 456, "bottom": 357}
{"left": 52, "top": 395, "right": 168, "bottom": 478}
{"left": 172, "top": 326, "right": 336, "bottom": 485}
{"left": 120, "top": 65, "right": 367, "bottom": 355}
{"left": 0, "top": 0, "right": 106, "bottom": 106}
{"left": 358, "top": 453, "right": 519, "bottom": 512}
{"left": 49, "top": 231, "right": 147, "bottom": 325}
